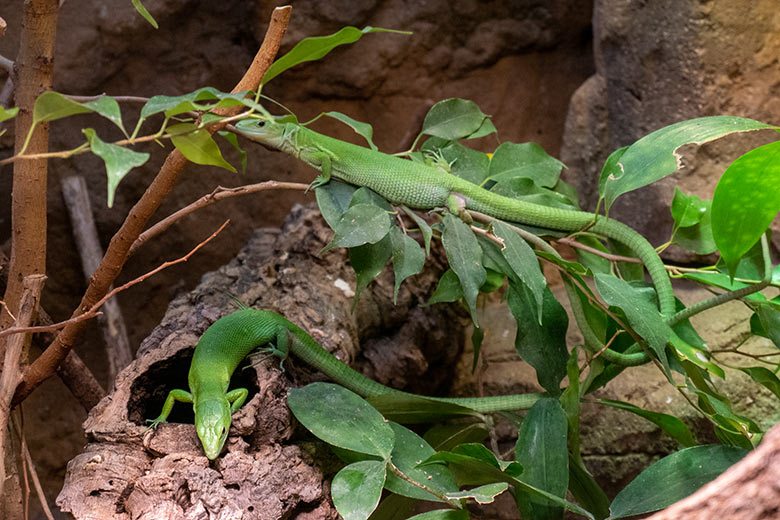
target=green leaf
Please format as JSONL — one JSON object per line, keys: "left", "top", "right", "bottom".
{"left": 323, "top": 203, "right": 392, "bottom": 252}
{"left": 167, "top": 123, "right": 236, "bottom": 172}
{"left": 83, "top": 96, "right": 126, "bottom": 135}
{"left": 507, "top": 282, "right": 569, "bottom": 394}
{"left": 711, "top": 140, "right": 780, "bottom": 274}
{"left": 0, "top": 105, "right": 19, "bottom": 123}
{"left": 488, "top": 142, "right": 564, "bottom": 187}
{"left": 369, "top": 495, "right": 418, "bottom": 520}
{"left": 407, "top": 511, "right": 469, "bottom": 520}
{"left": 466, "top": 117, "right": 497, "bottom": 139}
{"left": 287, "top": 383, "right": 395, "bottom": 458}
{"left": 492, "top": 221, "right": 546, "bottom": 323}
{"left": 82, "top": 129, "right": 150, "bottom": 208}
{"left": 422, "top": 98, "right": 489, "bottom": 141}
{"left": 568, "top": 454, "right": 610, "bottom": 520}
{"left": 385, "top": 423, "right": 458, "bottom": 501}
{"left": 514, "top": 398, "right": 569, "bottom": 520}
{"left": 594, "top": 273, "right": 671, "bottom": 370}
{"left": 609, "top": 445, "right": 747, "bottom": 519}
{"left": 490, "top": 177, "right": 579, "bottom": 211}
{"left": 751, "top": 304, "right": 780, "bottom": 348}
{"left": 349, "top": 235, "right": 393, "bottom": 302}
{"left": 131, "top": 0, "right": 158, "bottom": 28}
{"left": 33, "top": 91, "right": 92, "bottom": 124}
{"left": 390, "top": 227, "right": 425, "bottom": 303}
{"left": 602, "top": 116, "right": 775, "bottom": 209}
{"left": 421, "top": 138, "right": 490, "bottom": 185}
{"left": 671, "top": 187, "right": 708, "bottom": 228}
{"left": 324, "top": 111, "right": 377, "bottom": 150}
{"left": 596, "top": 399, "right": 696, "bottom": 447}
{"left": 670, "top": 331, "right": 725, "bottom": 378}
{"left": 332, "top": 460, "right": 387, "bottom": 520}
{"left": 263, "top": 26, "right": 410, "bottom": 85}
{"left": 402, "top": 207, "right": 433, "bottom": 255}
{"left": 447, "top": 482, "right": 509, "bottom": 504}
{"left": 367, "top": 394, "right": 482, "bottom": 424}
{"left": 441, "top": 213, "right": 486, "bottom": 325}
{"left": 316, "top": 180, "right": 359, "bottom": 229}
{"left": 140, "top": 87, "right": 244, "bottom": 119}
{"left": 426, "top": 269, "right": 464, "bottom": 306}
{"left": 598, "top": 146, "right": 628, "bottom": 196}
{"left": 738, "top": 366, "right": 780, "bottom": 400}
{"left": 217, "top": 131, "right": 247, "bottom": 173}
{"left": 672, "top": 200, "right": 716, "bottom": 254}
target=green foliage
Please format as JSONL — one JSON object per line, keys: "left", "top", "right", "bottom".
{"left": 83, "top": 129, "right": 150, "bottom": 207}
{"left": 130, "top": 0, "right": 158, "bottom": 29}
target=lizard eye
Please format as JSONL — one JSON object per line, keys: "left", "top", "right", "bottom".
{"left": 257, "top": 120, "right": 265, "bottom": 128}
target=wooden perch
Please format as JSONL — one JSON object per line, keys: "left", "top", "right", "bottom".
{"left": 62, "top": 175, "right": 133, "bottom": 383}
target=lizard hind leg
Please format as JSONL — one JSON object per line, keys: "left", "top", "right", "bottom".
{"left": 447, "top": 193, "right": 473, "bottom": 224}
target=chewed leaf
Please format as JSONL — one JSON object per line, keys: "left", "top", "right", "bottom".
{"left": 83, "top": 128, "right": 150, "bottom": 207}
{"left": 711, "top": 140, "right": 780, "bottom": 275}
{"left": 601, "top": 116, "right": 775, "bottom": 209}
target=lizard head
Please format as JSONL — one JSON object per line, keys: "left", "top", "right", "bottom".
{"left": 193, "top": 398, "right": 232, "bottom": 460}
{"left": 234, "top": 117, "right": 297, "bottom": 153}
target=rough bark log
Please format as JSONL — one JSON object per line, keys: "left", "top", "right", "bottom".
{"left": 57, "top": 205, "right": 464, "bottom": 519}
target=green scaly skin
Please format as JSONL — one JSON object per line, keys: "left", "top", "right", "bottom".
{"left": 149, "top": 309, "right": 542, "bottom": 459}
{"left": 234, "top": 119, "right": 675, "bottom": 321}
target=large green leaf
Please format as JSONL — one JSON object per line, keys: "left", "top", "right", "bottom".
{"left": 349, "top": 235, "right": 393, "bottom": 302}
{"left": 514, "top": 398, "right": 569, "bottom": 520}
{"left": 263, "top": 26, "right": 410, "bottom": 84}
{"left": 385, "top": 423, "right": 458, "bottom": 501}
{"left": 425, "top": 269, "right": 464, "bottom": 306}
{"left": 83, "top": 129, "right": 150, "bottom": 207}
{"left": 441, "top": 213, "right": 486, "bottom": 325}
{"left": 422, "top": 98, "right": 489, "bottom": 141}
{"left": 492, "top": 221, "right": 546, "bottom": 324}
{"left": 369, "top": 495, "right": 418, "bottom": 520}
{"left": 421, "top": 137, "right": 490, "bottom": 185}
{"left": 366, "top": 394, "right": 481, "bottom": 424}
{"left": 487, "top": 142, "right": 564, "bottom": 187}
{"left": 390, "top": 227, "right": 425, "bottom": 303}
{"left": 33, "top": 91, "right": 93, "bottom": 124}
{"left": 287, "top": 383, "right": 395, "bottom": 458}
{"left": 596, "top": 399, "right": 696, "bottom": 447}
{"left": 332, "top": 460, "right": 387, "bottom": 520}
{"left": 609, "top": 445, "right": 747, "bottom": 519}
{"left": 168, "top": 123, "right": 236, "bottom": 172}
{"left": 711, "top": 140, "right": 780, "bottom": 274}
{"left": 316, "top": 180, "right": 358, "bottom": 229}
{"left": 322, "top": 203, "right": 392, "bottom": 251}
{"left": 507, "top": 283, "right": 569, "bottom": 394}
{"left": 594, "top": 274, "right": 671, "bottom": 370}
{"left": 601, "top": 116, "right": 775, "bottom": 209}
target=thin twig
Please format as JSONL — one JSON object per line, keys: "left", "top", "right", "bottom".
{"left": 12, "top": 413, "right": 55, "bottom": 520}
{"left": 129, "top": 181, "right": 308, "bottom": 255}
{"left": 64, "top": 94, "right": 149, "bottom": 104}
{"left": 556, "top": 236, "right": 641, "bottom": 263}
{"left": 0, "top": 220, "right": 229, "bottom": 340}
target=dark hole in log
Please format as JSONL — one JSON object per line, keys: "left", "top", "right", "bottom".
{"left": 128, "top": 348, "right": 259, "bottom": 425}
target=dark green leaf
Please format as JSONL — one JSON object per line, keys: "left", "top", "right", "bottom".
{"left": 598, "top": 146, "right": 628, "bottom": 197}
{"left": 350, "top": 186, "right": 393, "bottom": 211}
{"left": 670, "top": 331, "right": 725, "bottom": 378}
{"left": 369, "top": 495, "right": 418, "bottom": 520}
{"left": 672, "top": 199, "right": 716, "bottom": 254}
{"left": 323, "top": 203, "right": 392, "bottom": 251}
{"left": 466, "top": 117, "right": 497, "bottom": 139}
{"left": 426, "top": 269, "right": 464, "bottom": 305}
{"left": 422, "top": 98, "right": 489, "bottom": 140}
{"left": 324, "top": 111, "right": 377, "bottom": 150}
{"left": 402, "top": 207, "right": 433, "bottom": 255}
{"left": 424, "top": 423, "right": 489, "bottom": 452}
{"left": 488, "top": 142, "right": 564, "bottom": 187}
{"left": 447, "top": 482, "right": 508, "bottom": 504}
{"left": 507, "top": 282, "right": 569, "bottom": 394}
{"left": 316, "top": 180, "right": 358, "bottom": 229}
{"left": 442, "top": 213, "right": 486, "bottom": 325}
{"left": 596, "top": 399, "right": 696, "bottom": 447}
{"left": 385, "top": 423, "right": 458, "bottom": 501}
{"left": 349, "top": 235, "right": 393, "bottom": 302}
{"left": 594, "top": 273, "right": 671, "bottom": 371}
{"left": 671, "top": 187, "right": 708, "bottom": 228}
{"left": 217, "top": 131, "right": 247, "bottom": 173}
{"left": 609, "top": 445, "right": 747, "bottom": 519}
{"left": 569, "top": 454, "right": 610, "bottom": 520}
{"left": 471, "top": 327, "right": 484, "bottom": 373}
{"left": 751, "top": 304, "right": 780, "bottom": 348}
{"left": 131, "top": 0, "right": 158, "bottom": 28}
{"left": 287, "top": 383, "right": 395, "bottom": 458}
{"left": 33, "top": 91, "right": 92, "bottom": 124}
{"left": 263, "top": 26, "right": 410, "bottom": 84}
{"left": 712, "top": 140, "right": 780, "bottom": 274}
{"left": 572, "top": 235, "right": 612, "bottom": 275}
{"left": 738, "top": 366, "right": 780, "bottom": 400}
{"left": 83, "top": 129, "right": 150, "bottom": 208}
{"left": 168, "top": 123, "right": 236, "bottom": 172}
{"left": 493, "top": 221, "right": 546, "bottom": 323}
{"left": 489, "top": 177, "right": 578, "bottom": 210}
{"left": 602, "top": 116, "right": 775, "bottom": 209}
{"left": 332, "top": 460, "right": 387, "bottom": 520}
{"left": 389, "top": 227, "right": 425, "bottom": 303}
{"left": 514, "top": 398, "right": 568, "bottom": 520}
{"left": 421, "top": 137, "right": 490, "bottom": 185}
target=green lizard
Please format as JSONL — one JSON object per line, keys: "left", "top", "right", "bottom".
{"left": 149, "top": 308, "right": 542, "bottom": 459}
{"left": 233, "top": 118, "right": 675, "bottom": 321}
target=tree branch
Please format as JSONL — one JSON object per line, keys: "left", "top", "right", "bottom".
{"left": 12, "top": 5, "right": 293, "bottom": 405}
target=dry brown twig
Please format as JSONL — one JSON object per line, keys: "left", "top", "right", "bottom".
{"left": 0, "top": 220, "right": 230, "bottom": 341}
{"left": 12, "top": 5, "right": 293, "bottom": 406}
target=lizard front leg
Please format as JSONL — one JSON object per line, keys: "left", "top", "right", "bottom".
{"left": 147, "top": 389, "right": 193, "bottom": 429}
